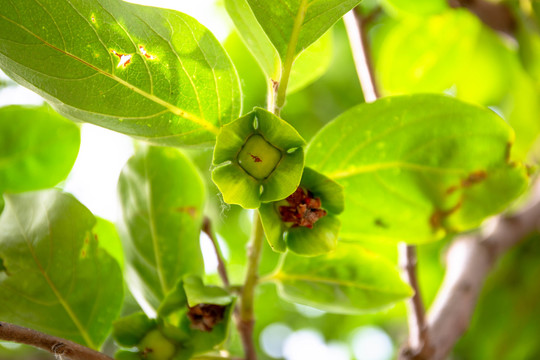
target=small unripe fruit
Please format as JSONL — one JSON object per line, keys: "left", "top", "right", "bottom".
{"left": 138, "top": 329, "right": 176, "bottom": 360}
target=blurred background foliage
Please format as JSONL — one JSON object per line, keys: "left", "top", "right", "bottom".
{"left": 2, "top": 0, "right": 540, "bottom": 359}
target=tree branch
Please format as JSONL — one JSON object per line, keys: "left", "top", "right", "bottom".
{"left": 421, "top": 183, "right": 540, "bottom": 360}
{"left": 0, "top": 322, "right": 112, "bottom": 360}
{"left": 398, "top": 245, "right": 432, "bottom": 360}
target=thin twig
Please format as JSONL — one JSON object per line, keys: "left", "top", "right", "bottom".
{"left": 0, "top": 322, "right": 112, "bottom": 360}
{"left": 343, "top": 7, "right": 380, "bottom": 103}
{"left": 398, "top": 245, "right": 432, "bottom": 359}
{"left": 203, "top": 217, "right": 230, "bottom": 288}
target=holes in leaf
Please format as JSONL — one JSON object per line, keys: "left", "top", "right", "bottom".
{"left": 138, "top": 45, "right": 157, "bottom": 60}
{"left": 111, "top": 50, "right": 132, "bottom": 68}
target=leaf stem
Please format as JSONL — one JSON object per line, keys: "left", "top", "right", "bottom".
{"left": 237, "top": 211, "right": 265, "bottom": 360}
{"left": 0, "top": 322, "right": 112, "bottom": 360}
{"left": 274, "top": 0, "right": 309, "bottom": 115}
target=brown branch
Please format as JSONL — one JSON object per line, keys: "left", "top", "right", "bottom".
{"left": 448, "top": 0, "right": 515, "bottom": 35}
{"left": 0, "top": 322, "right": 112, "bottom": 360}
{"left": 203, "top": 217, "right": 230, "bottom": 288}
{"left": 420, "top": 183, "right": 540, "bottom": 360}
{"left": 398, "top": 245, "right": 432, "bottom": 360}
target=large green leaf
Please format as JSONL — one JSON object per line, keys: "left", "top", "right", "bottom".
{"left": 0, "top": 0, "right": 241, "bottom": 147}
{"left": 0, "top": 105, "right": 80, "bottom": 193}
{"left": 118, "top": 145, "right": 205, "bottom": 312}
{"left": 271, "top": 243, "right": 412, "bottom": 314}
{"left": 307, "top": 94, "right": 528, "bottom": 243}
{"left": 0, "top": 190, "right": 123, "bottom": 349}
{"left": 246, "top": 0, "right": 360, "bottom": 60}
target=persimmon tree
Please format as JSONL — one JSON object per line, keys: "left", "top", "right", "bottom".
{"left": 1, "top": 0, "right": 540, "bottom": 359}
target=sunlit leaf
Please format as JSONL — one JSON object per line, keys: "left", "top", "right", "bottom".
{"left": 246, "top": 0, "right": 360, "bottom": 60}
{"left": 118, "top": 145, "right": 205, "bottom": 312}
{"left": 307, "top": 94, "right": 528, "bottom": 243}
{"left": 0, "top": 190, "right": 123, "bottom": 349}
{"left": 0, "top": 105, "right": 80, "bottom": 193}
{"left": 0, "top": 0, "right": 241, "bottom": 147}
{"left": 372, "top": 10, "right": 480, "bottom": 95}
{"left": 272, "top": 243, "right": 412, "bottom": 313}
{"left": 225, "top": 0, "right": 281, "bottom": 79}
{"left": 288, "top": 31, "right": 334, "bottom": 94}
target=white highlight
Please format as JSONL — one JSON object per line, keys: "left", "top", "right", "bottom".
{"left": 64, "top": 124, "right": 134, "bottom": 221}
{"left": 351, "top": 326, "right": 393, "bottom": 360}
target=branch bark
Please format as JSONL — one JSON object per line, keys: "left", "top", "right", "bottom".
{"left": 0, "top": 322, "right": 112, "bottom": 360}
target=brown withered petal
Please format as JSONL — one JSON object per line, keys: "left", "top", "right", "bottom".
{"left": 187, "top": 304, "right": 226, "bottom": 332}
{"left": 279, "top": 187, "right": 327, "bottom": 228}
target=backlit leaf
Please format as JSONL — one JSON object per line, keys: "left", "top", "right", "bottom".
{"left": 118, "top": 145, "right": 205, "bottom": 312}
{"left": 246, "top": 0, "right": 360, "bottom": 60}
{"left": 307, "top": 94, "right": 528, "bottom": 243}
{"left": 272, "top": 243, "right": 412, "bottom": 313}
{"left": 0, "top": 105, "right": 80, "bottom": 193}
{"left": 0, "top": 190, "right": 123, "bottom": 349}
{"left": 0, "top": 0, "right": 241, "bottom": 147}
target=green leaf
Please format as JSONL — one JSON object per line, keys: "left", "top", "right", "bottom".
{"left": 226, "top": 0, "right": 333, "bottom": 91}
{"left": 286, "top": 215, "right": 340, "bottom": 255}
{"left": 246, "top": 0, "right": 360, "bottom": 61}
{"left": 225, "top": 0, "right": 281, "bottom": 79}
{"left": 288, "top": 31, "right": 334, "bottom": 94}
{"left": 373, "top": 10, "right": 480, "bottom": 95}
{"left": 381, "top": 0, "right": 449, "bottom": 16}
{"left": 0, "top": 0, "right": 241, "bottom": 147}
{"left": 306, "top": 94, "right": 528, "bottom": 243}
{"left": 94, "top": 217, "right": 124, "bottom": 270}
{"left": 113, "top": 313, "right": 156, "bottom": 347}
{"left": 118, "top": 145, "right": 205, "bottom": 311}
{"left": 272, "top": 243, "right": 412, "bottom": 313}
{"left": 0, "top": 105, "right": 80, "bottom": 193}
{"left": 0, "top": 190, "right": 123, "bottom": 349}
{"left": 183, "top": 275, "right": 233, "bottom": 307}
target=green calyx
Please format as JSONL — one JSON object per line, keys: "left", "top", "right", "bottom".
{"left": 260, "top": 167, "right": 345, "bottom": 256}
{"left": 212, "top": 108, "right": 306, "bottom": 209}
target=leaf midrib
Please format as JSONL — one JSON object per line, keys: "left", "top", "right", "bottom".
{"left": 0, "top": 13, "right": 219, "bottom": 135}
